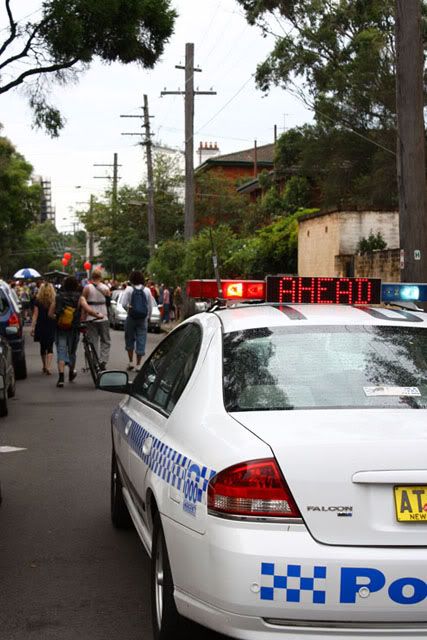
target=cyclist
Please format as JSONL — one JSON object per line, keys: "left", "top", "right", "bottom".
{"left": 82, "top": 269, "right": 111, "bottom": 371}
{"left": 49, "top": 277, "right": 103, "bottom": 388}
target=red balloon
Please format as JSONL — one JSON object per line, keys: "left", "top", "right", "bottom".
{"left": 83, "top": 261, "right": 91, "bottom": 271}
{"left": 63, "top": 252, "right": 72, "bottom": 260}
{"left": 61, "top": 258, "right": 68, "bottom": 266}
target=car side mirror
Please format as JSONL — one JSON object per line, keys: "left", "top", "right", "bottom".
{"left": 98, "top": 370, "right": 130, "bottom": 393}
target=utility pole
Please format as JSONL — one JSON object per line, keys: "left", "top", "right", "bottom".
{"left": 94, "top": 153, "right": 121, "bottom": 277}
{"left": 121, "top": 96, "right": 156, "bottom": 256}
{"left": 161, "top": 43, "right": 216, "bottom": 240}
{"left": 395, "top": 0, "right": 427, "bottom": 284}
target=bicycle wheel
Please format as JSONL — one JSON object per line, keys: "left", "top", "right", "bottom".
{"left": 85, "top": 340, "right": 101, "bottom": 387}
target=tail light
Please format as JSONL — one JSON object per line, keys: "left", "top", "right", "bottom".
{"left": 8, "top": 312, "right": 20, "bottom": 327}
{"left": 208, "top": 458, "right": 301, "bottom": 518}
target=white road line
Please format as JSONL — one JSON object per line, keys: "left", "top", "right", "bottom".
{"left": 0, "top": 446, "right": 27, "bottom": 453}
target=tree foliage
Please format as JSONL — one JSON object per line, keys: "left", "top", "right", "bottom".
{"left": 0, "top": 0, "right": 176, "bottom": 135}
{"left": 195, "top": 169, "right": 264, "bottom": 234}
{"left": 236, "top": 0, "right": 411, "bottom": 131}
{"left": 357, "top": 231, "right": 387, "bottom": 254}
{"left": 0, "top": 135, "right": 42, "bottom": 276}
{"left": 79, "top": 152, "right": 184, "bottom": 274}
{"left": 276, "top": 125, "right": 397, "bottom": 209}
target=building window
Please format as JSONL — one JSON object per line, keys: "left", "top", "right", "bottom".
{"left": 307, "top": 230, "right": 310, "bottom": 237}
{"left": 325, "top": 226, "right": 328, "bottom": 233}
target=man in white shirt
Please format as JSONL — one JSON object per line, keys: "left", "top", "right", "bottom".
{"left": 119, "top": 270, "right": 152, "bottom": 371}
{"left": 82, "top": 269, "right": 111, "bottom": 370}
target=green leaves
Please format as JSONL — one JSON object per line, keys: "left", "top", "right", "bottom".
{"left": 0, "top": 0, "right": 177, "bottom": 134}
{"left": 237, "top": 0, "right": 398, "bottom": 130}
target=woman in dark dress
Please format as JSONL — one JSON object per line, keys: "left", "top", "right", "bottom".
{"left": 31, "top": 282, "right": 57, "bottom": 375}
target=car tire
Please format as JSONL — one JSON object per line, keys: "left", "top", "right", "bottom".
{"left": 151, "top": 514, "right": 192, "bottom": 640}
{"left": 14, "top": 355, "right": 27, "bottom": 380}
{"left": 111, "top": 450, "right": 132, "bottom": 529}
{"left": 0, "top": 390, "right": 8, "bottom": 417}
{"left": 8, "top": 371, "right": 16, "bottom": 398}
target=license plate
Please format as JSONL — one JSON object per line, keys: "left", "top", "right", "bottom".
{"left": 394, "top": 486, "right": 427, "bottom": 522}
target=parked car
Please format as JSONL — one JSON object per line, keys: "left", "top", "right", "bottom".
{"left": 0, "top": 335, "right": 16, "bottom": 417}
{"left": 0, "top": 281, "right": 27, "bottom": 379}
{"left": 109, "top": 290, "right": 127, "bottom": 329}
{"left": 109, "top": 290, "right": 161, "bottom": 333}
{"left": 148, "top": 297, "right": 161, "bottom": 333}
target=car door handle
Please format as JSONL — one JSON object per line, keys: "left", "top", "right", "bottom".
{"left": 143, "top": 437, "right": 153, "bottom": 456}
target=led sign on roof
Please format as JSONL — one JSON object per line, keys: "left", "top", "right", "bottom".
{"left": 266, "top": 276, "right": 382, "bottom": 305}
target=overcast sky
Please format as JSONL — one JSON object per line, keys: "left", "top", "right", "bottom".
{"left": 0, "top": 0, "right": 312, "bottom": 231}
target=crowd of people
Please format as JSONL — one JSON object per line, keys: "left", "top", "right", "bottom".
{"left": 6, "top": 272, "right": 183, "bottom": 388}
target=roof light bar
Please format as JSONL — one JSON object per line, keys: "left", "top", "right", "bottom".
{"left": 186, "top": 278, "right": 427, "bottom": 306}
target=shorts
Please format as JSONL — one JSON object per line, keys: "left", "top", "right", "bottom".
{"left": 56, "top": 329, "right": 79, "bottom": 366}
{"left": 124, "top": 315, "right": 147, "bottom": 356}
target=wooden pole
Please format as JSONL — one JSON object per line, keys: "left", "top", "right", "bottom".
{"left": 395, "top": 0, "right": 427, "bottom": 283}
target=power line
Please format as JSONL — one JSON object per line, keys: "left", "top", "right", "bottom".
{"left": 195, "top": 75, "right": 253, "bottom": 136}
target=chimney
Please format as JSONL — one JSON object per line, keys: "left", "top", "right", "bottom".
{"left": 197, "top": 141, "right": 220, "bottom": 166}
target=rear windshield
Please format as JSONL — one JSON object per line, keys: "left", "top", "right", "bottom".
{"left": 223, "top": 326, "right": 427, "bottom": 411}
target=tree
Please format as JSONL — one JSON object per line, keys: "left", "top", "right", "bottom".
{"left": 0, "top": 0, "right": 176, "bottom": 135}
{"left": 146, "top": 238, "right": 187, "bottom": 286}
{"left": 0, "top": 135, "right": 41, "bottom": 276}
{"left": 78, "top": 153, "right": 184, "bottom": 273}
{"left": 275, "top": 125, "right": 398, "bottom": 210}
{"left": 195, "top": 170, "right": 263, "bottom": 234}
{"left": 236, "top": 0, "right": 405, "bottom": 131}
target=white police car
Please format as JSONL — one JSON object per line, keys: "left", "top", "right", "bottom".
{"left": 99, "top": 276, "right": 427, "bottom": 640}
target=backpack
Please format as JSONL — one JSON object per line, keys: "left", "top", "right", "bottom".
{"left": 56, "top": 293, "right": 79, "bottom": 331}
{"left": 128, "top": 287, "right": 148, "bottom": 320}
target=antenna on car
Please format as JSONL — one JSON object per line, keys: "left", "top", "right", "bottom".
{"left": 209, "top": 228, "right": 223, "bottom": 300}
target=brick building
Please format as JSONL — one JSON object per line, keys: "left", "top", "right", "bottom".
{"left": 195, "top": 143, "right": 275, "bottom": 181}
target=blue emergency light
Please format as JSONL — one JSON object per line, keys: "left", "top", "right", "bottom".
{"left": 381, "top": 283, "right": 427, "bottom": 303}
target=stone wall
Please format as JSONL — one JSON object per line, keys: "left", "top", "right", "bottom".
{"left": 355, "top": 248, "right": 401, "bottom": 281}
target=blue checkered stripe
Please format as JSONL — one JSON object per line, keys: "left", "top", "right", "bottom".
{"left": 260, "top": 563, "right": 327, "bottom": 604}
{"left": 116, "top": 408, "right": 215, "bottom": 503}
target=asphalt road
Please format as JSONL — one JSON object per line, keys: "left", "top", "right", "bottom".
{"left": 0, "top": 325, "right": 227, "bottom": 640}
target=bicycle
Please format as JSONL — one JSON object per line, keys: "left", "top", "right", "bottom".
{"left": 79, "top": 322, "right": 102, "bottom": 387}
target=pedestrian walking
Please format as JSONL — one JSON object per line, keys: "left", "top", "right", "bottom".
{"left": 162, "top": 286, "right": 171, "bottom": 323}
{"left": 49, "top": 276, "right": 103, "bottom": 388}
{"left": 120, "top": 271, "right": 152, "bottom": 371}
{"left": 174, "top": 285, "right": 183, "bottom": 321}
{"left": 30, "top": 282, "right": 57, "bottom": 375}
{"left": 82, "top": 269, "right": 111, "bottom": 370}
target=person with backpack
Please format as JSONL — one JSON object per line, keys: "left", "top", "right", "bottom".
{"left": 49, "top": 276, "right": 103, "bottom": 388}
{"left": 119, "top": 270, "right": 152, "bottom": 371}
{"left": 82, "top": 269, "right": 111, "bottom": 370}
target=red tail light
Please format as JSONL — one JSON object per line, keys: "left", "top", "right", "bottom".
{"left": 8, "top": 312, "right": 20, "bottom": 327}
{"left": 208, "top": 459, "right": 301, "bottom": 518}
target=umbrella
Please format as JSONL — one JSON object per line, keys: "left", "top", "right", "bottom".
{"left": 13, "top": 268, "right": 42, "bottom": 279}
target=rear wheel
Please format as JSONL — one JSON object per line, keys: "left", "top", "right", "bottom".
{"left": 151, "top": 514, "right": 192, "bottom": 640}
{"left": 110, "top": 451, "right": 132, "bottom": 528}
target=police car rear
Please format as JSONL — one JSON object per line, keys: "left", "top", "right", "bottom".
{"left": 101, "top": 276, "right": 427, "bottom": 640}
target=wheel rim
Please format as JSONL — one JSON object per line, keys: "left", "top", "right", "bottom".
{"left": 155, "top": 536, "right": 164, "bottom": 629}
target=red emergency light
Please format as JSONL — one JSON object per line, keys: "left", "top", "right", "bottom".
{"left": 186, "top": 279, "right": 265, "bottom": 301}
